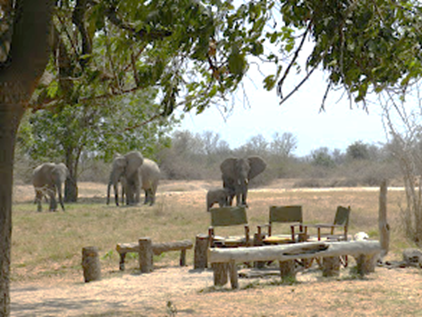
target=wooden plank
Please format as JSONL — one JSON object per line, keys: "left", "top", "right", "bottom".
{"left": 209, "top": 241, "right": 381, "bottom": 263}
{"left": 116, "top": 239, "right": 193, "bottom": 255}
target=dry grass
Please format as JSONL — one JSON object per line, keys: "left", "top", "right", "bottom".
{"left": 10, "top": 179, "right": 422, "bottom": 316}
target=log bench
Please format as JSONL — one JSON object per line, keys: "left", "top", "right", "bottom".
{"left": 208, "top": 240, "right": 381, "bottom": 289}
{"left": 116, "top": 238, "right": 193, "bottom": 271}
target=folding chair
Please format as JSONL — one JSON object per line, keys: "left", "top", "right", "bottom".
{"left": 256, "top": 205, "right": 304, "bottom": 246}
{"left": 208, "top": 206, "right": 252, "bottom": 248}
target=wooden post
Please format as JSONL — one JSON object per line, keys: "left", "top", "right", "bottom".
{"left": 379, "top": 179, "right": 390, "bottom": 260}
{"left": 194, "top": 234, "right": 209, "bottom": 269}
{"left": 355, "top": 254, "right": 377, "bottom": 275}
{"left": 81, "top": 246, "right": 101, "bottom": 283}
{"left": 138, "top": 237, "right": 153, "bottom": 273}
{"left": 119, "top": 252, "right": 126, "bottom": 271}
{"left": 228, "top": 260, "right": 239, "bottom": 289}
{"left": 278, "top": 260, "right": 295, "bottom": 283}
{"left": 180, "top": 249, "right": 187, "bottom": 266}
{"left": 322, "top": 256, "right": 340, "bottom": 277}
{"left": 213, "top": 263, "right": 228, "bottom": 286}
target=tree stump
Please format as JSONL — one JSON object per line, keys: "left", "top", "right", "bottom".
{"left": 212, "top": 263, "right": 228, "bottom": 286}
{"left": 81, "top": 246, "right": 101, "bottom": 283}
{"left": 194, "top": 234, "right": 209, "bottom": 269}
{"left": 138, "top": 237, "right": 153, "bottom": 273}
{"left": 379, "top": 179, "right": 390, "bottom": 260}
{"left": 278, "top": 260, "right": 295, "bottom": 283}
{"left": 322, "top": 256, "right": 340, "bottom": 277}
{"left": 355, "top": 254, "right": 377, "bottom": 275}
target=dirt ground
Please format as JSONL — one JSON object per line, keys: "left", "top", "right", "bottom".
{"left": 10, "top": 181, "right": 422, "bottom": 317}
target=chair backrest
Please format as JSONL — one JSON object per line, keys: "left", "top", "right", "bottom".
{"left": 333, "top": 206, "right": 350, "bottom": 226}
{"left": 269, "top": 205, "right": 303, "bottom": 224}
{"left": 210, "top": 206, "right": 248, "bottom": 227}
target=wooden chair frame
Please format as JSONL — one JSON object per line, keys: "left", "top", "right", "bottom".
{"left": 208, "top": 206, "right": 250, "bottom": 248}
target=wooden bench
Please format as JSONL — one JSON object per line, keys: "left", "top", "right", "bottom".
{"left": 116, "top": 238, "right": 193, "bottom": 271}
{"left": 208, "top": 240, "right": 381, "bottom": 289}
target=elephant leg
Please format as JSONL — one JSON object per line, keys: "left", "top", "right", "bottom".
{"left": 48, "top": 191, "right": 57, "bottom": 212}
{"left": 144, "top": 189, "right": 148, "bottom": 205}
{"left": 148, "top": 189, "right": 155, "bottom": 206}
{"left": 113, "top": 183, "right": 119, "bottom": 206}
{"left": 242, "top": 190, "right": 248, "bottom": 208}
{"left": 57, "top": 189, "right": 65, "bottom": 211}
{"left": 35, "top": 191, "right": 43, "bottom": 212}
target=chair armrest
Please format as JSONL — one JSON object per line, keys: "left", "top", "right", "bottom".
{"left": 290, "top": 222, "right": 304, "bottom": 240}
{"left": 257, "top": 223, "right": 270, "bottom": 237}
{"left": 244, "top": 225, "right": 250, "bottom": 246}
{"left": 208, "top": 226, "right": 215, "bottom": 247}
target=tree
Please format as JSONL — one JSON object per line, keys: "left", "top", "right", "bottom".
{"left": 4, "top": 0, "right": 422, "bottom": 314}
{"left": 19, "top": 89, "right": 176, "bottom": 201}
{"left": 270, "top": 132, "right": 297, "bottom": 157}
{"left": 346, "top": 141, "right": 370, "bottom": 161}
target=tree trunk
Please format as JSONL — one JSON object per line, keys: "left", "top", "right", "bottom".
{"left": 64, "top": 148, "right": 78, "bottom": 202}
{"left": 0, "top": 104, "right": 24, "bottom": 316}
{"left": 0, "top": 1, "right": 54, "bottom": 314}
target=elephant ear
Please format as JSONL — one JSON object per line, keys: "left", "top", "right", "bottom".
{"left": 220, "top": 158, "right": 238, "bottom": 180}
{"left": 124, "top": 151, "right": 144, "bottom": 176}
{"left": 247, "top": 156, "right": 267, "bottom": 180}
{"left": 53, "top": 163, "right": 69, "bottom": 183}
{"left": 113, "top": 156, "right": 127, "bottom": 169}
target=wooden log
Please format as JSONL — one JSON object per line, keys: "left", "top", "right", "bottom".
{"left": 138, "top": 237, "right": 153, "bottom": 273}
{"left": 213, "top": 263, "right": 228, "bottom": 286}
{"left": 322, "top": 256, "right": 340, "bottom": 277}
{"left": 194, "top": 234, "right": 209, "bottom": 269}
{"left": 116, "top": 239, "right": 193, "bottom": 271}
{"left": 151, "top": 240, "right": 193, "bottom": 255}
{"left": 279, "top": 260, "right": 296, "bottom": 283}
{"left": 228, "top": 260, "right": 238, "bottom": 289}
{"left": 117, "top": 239, "right": 193, "bottom": 255}
{"left": 355, "top": 254, "right": 377, "bottom": 275}
{"left": 379, "top": 179, "right": 390, "bottom": 260}
{"left": 208, "top": 241, "right": 381, "bottom": 264}
{"left": 81, "top": 246, "right": 101, "bottom": 283}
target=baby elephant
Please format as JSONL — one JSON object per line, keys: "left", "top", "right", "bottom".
{"left": 206, "top": 188, "right": 229, "bottom": 211}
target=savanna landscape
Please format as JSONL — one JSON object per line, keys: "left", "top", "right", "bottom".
{"left": 10, "top": 179, "right": 422, "bottom": 316}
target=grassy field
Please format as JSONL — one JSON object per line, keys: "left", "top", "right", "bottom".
{"left": 11, "top": 181, "right": 416, "bottom": 284}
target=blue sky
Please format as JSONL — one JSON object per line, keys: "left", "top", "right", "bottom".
{"left": 178, "top": 62, "right": 388, "bottom": 157}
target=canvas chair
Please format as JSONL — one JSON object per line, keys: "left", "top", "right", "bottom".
{"left": 303, "top": 206, "right": 351, "bottom": 242}
{"left": 256, "top": 205, "right": 304, "bottom": 246}
{"left": 208, "top": 206, "right": 252, "bottom": 248}
{"left": 303, "top": 206, "right": 351, "bottom": 267}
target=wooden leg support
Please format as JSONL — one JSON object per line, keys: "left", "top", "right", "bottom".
{"left": 228, "top": 261, "right": 238, "bottom": 289}
{"left": 279, "top": 260, "right": 296, "bottom": 284}
{"left": 355, "top": 254, "right": 377, "bottom": 275}
{"left": 322, "top": 256, "right": 340, "bottom": 277}
{"left": 119, "top": 252, "right": 126, "bottom": 271}
{"left": 180, "top": 249, "right": 187, "bottom": 266}
{"left": 213, "top": 263, "right": 229, "bottom": 286}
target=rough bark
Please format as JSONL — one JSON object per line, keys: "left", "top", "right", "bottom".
{"left": 81, "top": 246, "right": 101, "bottom": 282}
{"left": 138, "top": 237, "right": 153, "bottom": 273}
{"left": 379, "top": 179, "right": 390, "bottom": 259}
{"left": 0, "top": 1, "right": 54, "bottom": 314}
{"left": 194, "top": 234, "right": 209, "bottom": 269}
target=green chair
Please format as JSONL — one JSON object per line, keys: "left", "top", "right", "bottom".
{"left": 208, "top": 206, "right": 252, "bottom": 248}
{"left": 257, "top": 205, "right": 304, "bottom": 245}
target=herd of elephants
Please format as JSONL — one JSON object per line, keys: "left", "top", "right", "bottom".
{"left": 31, "top": 150, "right": 267, "bottom": 212}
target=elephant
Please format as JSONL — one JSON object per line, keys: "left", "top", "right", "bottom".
{"left": 206, "top": 187, "right": 230, "bottom": 211}
{"left": 32, "top": 162, "right": 69, "bottom": 212}
{"left": 138, "top": 158, "right": 161, "bottom": 206}
{"left": 106, "top": 151, "right": 144, "bottom": 206}
{"left": 220, "top": 156, "right": 267, "bottom": 207}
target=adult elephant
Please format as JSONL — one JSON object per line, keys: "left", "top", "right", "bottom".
{"left": 106, "top": 151, "right": 144, "bottom": 206}
{"left": 32, "top": 163, "right": 69, "bottom": 212}
{"left": 138, "top": 158, "right": 161, "bottom": 206}
{"left": 220, "top": 156, "right": 267, "bottom": 207}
